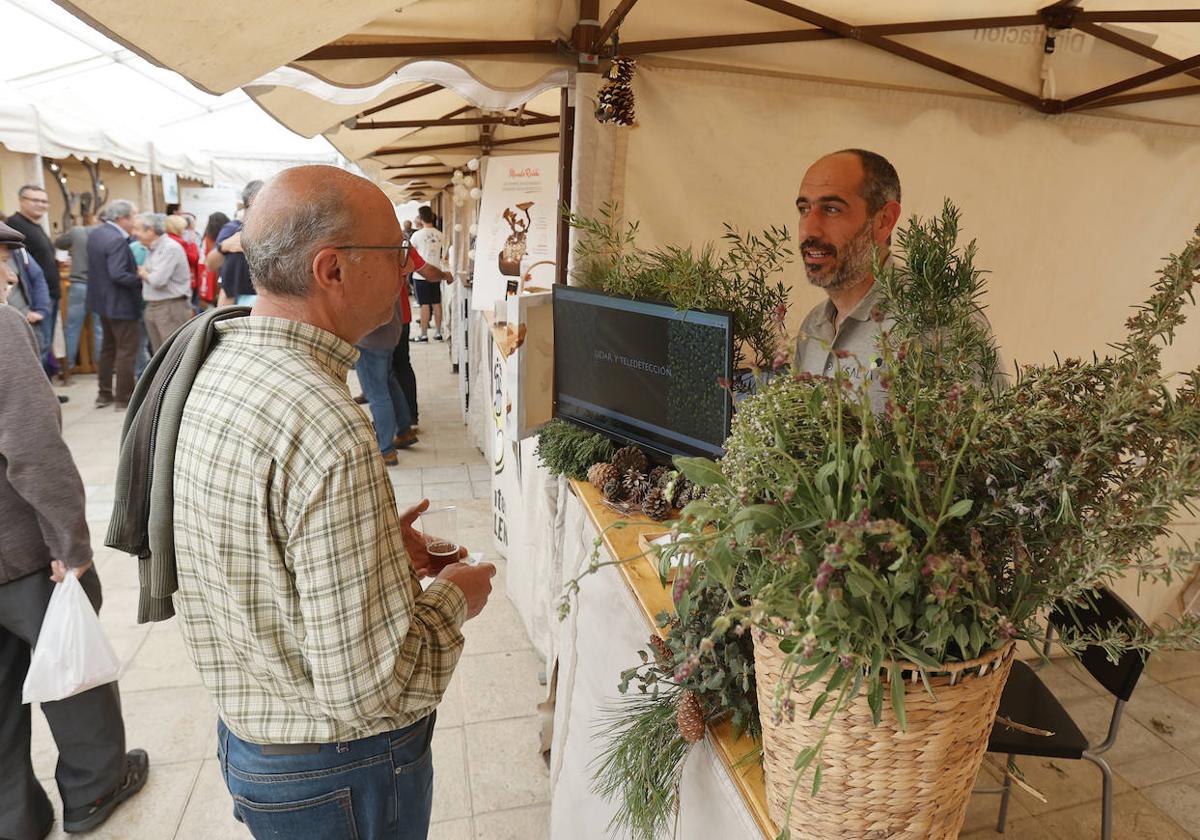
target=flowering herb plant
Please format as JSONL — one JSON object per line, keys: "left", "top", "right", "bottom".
{"left": 664, "top": 202, "right": 1200, "bottom": 786}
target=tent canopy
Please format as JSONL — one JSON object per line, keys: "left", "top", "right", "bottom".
{"left": 51, "top": 1, "right": 1200, "bottom": 129}
{"left": 3, "top": 0, "right": 344, "bottom": 185}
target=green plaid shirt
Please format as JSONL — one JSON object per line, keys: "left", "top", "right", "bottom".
{"left": 172, "top": 316, "right": 466, "bottom": 744}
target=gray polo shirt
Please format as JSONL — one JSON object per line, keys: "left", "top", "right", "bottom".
{"left": 794, "top": 279, "right": 891, "bottom": 411}
{"left": 142, "top": 234, "right": 191, "bottom": 301}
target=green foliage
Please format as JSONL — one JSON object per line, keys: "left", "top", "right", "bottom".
{"left": 671, "top": 202, "right": 1200, "bottom": 792}
{"left": 590, "top": 693, "right": 690, "bottom": 840}
{"left": 567, "top": 203, "right": 792, "bottom": 376}
{"left": 534, "top": 418, "right": 616, "bottom": 480}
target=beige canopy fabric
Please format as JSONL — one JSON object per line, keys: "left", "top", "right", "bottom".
{"left": 53, "top": 1, "right": 1200, "bottom": 129}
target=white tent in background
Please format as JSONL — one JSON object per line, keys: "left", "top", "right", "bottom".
{"left": 0, "top": 0, "right": 345, "bottom": 186}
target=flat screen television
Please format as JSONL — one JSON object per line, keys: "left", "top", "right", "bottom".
{"left": 553, "top": 285, "right": 734, "bottom": 458}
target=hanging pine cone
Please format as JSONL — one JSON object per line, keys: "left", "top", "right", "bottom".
{"left": 595, "top": 58, "right": 637, "bottom": 126}
{"left": 648, "top": 634, "right": 673, "bottom": 667}
{"left": 602, "top": 477, "right": 625, "bottom": 503}
{"left": 588, "top": 461, "right": 620, "bottom": 491}
{"left": 642, "top": 488, "right": 670, "bottom": 521}
{"left": 677, "top": 690, "right": 705, "bottom": 743}
{"left": 622, "top": 469, "right": 652, "bottom": 504}
{"left": 612, "top": 445, "right": 648, "bottom": 476}
{"left": 648, "top": 465, "right": 669, "bottom": 488}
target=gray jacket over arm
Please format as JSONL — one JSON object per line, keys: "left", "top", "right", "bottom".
{"left": 0, "top": 305, "right": 92, "bottom": 585}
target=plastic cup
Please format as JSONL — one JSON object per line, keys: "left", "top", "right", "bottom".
{"left": 420, "top": 505, "right": 460, "bottom": 562}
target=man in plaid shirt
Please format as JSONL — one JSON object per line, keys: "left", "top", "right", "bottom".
{"left": 172, "top": 165, "right": 496, "bottom": 840}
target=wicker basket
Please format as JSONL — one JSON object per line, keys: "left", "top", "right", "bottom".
{"left": 753, "top": 634, "right": 1015, "bottom": 839}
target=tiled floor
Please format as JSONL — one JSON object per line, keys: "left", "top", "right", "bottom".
{"left": 31, "top": 334, "right": 550, "bottom": 840}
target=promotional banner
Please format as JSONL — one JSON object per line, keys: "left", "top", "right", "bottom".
{"left": 471, "top": 152, "right": 559, "bottom": 312}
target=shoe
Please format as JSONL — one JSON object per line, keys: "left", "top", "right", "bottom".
{"left": 63, "top": 749, "right": 149, "bottom": 833}
{"left": 411, "top": 334, "right": 428, "bottom": 343}
{"left": 394, "top": 430, "right": 419, "bottom": 449}
{"left": 95, "top": 396, "right": 113, "bottom": 408}
{"left": 382, "top": 451, "right": 399, "bottom": 466}
{"left": 113, "top": 402, "right": 129, "bottom": 412}
{"left": 433, "top": 333, "right": 443, "bottom": 341}
{"left": 353, "top": 393, "right": 369, "bottom": 405}
{"left": 58, "top": 395, "right": 70, "bottom": 404}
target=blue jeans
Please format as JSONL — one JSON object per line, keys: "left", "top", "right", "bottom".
{"left": 355, "top": 346, "right": 413, "bottom": 455}
{"left": 39, "top": 298, "right": 58, "bottom": 356}
{"left": 217, "top": 715, "right": 435, "bottom": 840}
{"left": 65, "top": 283, "right": 102, "bottom": 366}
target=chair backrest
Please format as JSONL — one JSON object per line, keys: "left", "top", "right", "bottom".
{"left": 1050, "top": 587, "right": 1149, "bottom": 701}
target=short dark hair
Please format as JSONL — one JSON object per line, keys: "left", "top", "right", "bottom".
{"left": 18, "top": 184, "right": 47, "bottom": 199}
{"left": 835, "top": 149, "right": 901, "bottom": 215}
{"left": 417, "top": 206, "right": 435, "bottom": 225}
{"left": 242, "top": 180, "right": 264, "bottom": 209}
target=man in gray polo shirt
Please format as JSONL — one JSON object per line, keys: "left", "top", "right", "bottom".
{"left": 793, "top": 149, "right": 902, "bottom": 410}
{"left": 135, "top": 212, "right": 192, "bottom": 353}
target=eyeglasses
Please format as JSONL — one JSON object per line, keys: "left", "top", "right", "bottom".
{"left": 332, "top": 244, "right": 411, "bottom": 255}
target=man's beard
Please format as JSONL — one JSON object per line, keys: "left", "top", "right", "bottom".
{"left": 803, "top": 220, "right": 876, "bottom": 292}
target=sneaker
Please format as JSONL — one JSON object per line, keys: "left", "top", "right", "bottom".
{"left": 411, "top": 334, "right": 428, "bottom": 343}
{"left": 433, "top": 333, "right": 443, "bottom": 341}
{"left": 353, "top": 393, "right": 369, "bottom": 405}
{"left": 63, "top": 749, "right": 149, "bottom": 833}
{"left": 393, "top": 430, "right": 419, "bottom": 449}
{"left": 94, "top": 396, "right": 113, "bottom": 408}
{"left": 382, "top": 451, "right": 399, "bottom": 466}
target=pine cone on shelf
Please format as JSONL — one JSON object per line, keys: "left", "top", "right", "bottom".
{"left": 677, "top": 690, "right": 705, "bottom": 743}
{"left": 622, "top": 469, "right": 652, "bottom": 504}
{"left": 642, "top": 488, "right": 671, "bottom": 521}
{"left": 612, "top": 445, "right": 648, "bottom": 476}
{"left": 648, "top": 634, "right": 673, "bottom": 667}
{"left": 667, "top": 476, "right": 693, "bottom": 509}
{"left": 602, "top": 477, "right": 625, "bottom": 503}
{"left": 648, "top": 465, "right": 670, "bottom": 488}
{"left": 588, "top": 462, "right": 620, "bottom": 491}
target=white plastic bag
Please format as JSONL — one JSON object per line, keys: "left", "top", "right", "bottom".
{"left": 22, "top": 572, "right": 121, "bottom": 704}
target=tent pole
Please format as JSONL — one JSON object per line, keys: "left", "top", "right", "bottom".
{"left": 556, "top": 86, "right": 576, "bottom": 286}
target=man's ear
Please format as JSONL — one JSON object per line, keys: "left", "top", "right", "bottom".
{"left": 312, "top": 248, "right": 342, "bottom": 294}
{"left": 874, "top": 200, "right": 902, "bottom": 245}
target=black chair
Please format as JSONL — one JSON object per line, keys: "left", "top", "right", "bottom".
{"left": 983, "top": 587, "right": 1149, "bottom": 840}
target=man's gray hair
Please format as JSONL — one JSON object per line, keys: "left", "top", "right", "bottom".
{"left": 136, "top": 212, "right": 166, "bottom": 236}
{"left": 102, "top": 200, "right": 135, "bottom": 222}
{"left": 242, "top": 180, "right": 264, "bottom": 209}
{"left": 243, "top": 192, "right": 356, "bottom": 297}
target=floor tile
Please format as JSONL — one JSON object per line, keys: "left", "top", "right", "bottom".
{"left": 1124, "top": 684, "right": 1200, "bottom": 749}
{"left": 1110, "top": 747, "right": 1200, "bottom": 789}
{"left": 1146, "top": 651, "right": 1200, "bottom": 685}
{"left": 119, "top": 626, "right": 203, "bottom": 693}
{"left": 121, "top": 686, "right": 218, "bottom": 765}
{"left": 174, "top": 758, "right": 249, "bottom": 839}
{"left": 91, "top": 760, "right": 199, "bottom": 840}
{"left": 432, "top": 727, "right": 472, "bottom": 823}
{"left": 1006, "top": 753, "right": 1130, "bottom": 815}
{"left": 425, "top": 466, "right": 471, "bottom": 484}
{"left": 1165, "top": 676, "right": 1200, "bottom": 706}
{"left": 461, "top": 597, "right": 535, "bottom": 656}
{"left": 474, "top": 804, "right": 550, "bottom": 840}
{"left": 457, "top": 650, "right": 545, "bottom": 722}
{"left": 425, "top": 482, "right": 474, "bottom": 502}
{"left": 429, "top": 820, "right": 474, "bottom": 840}
{"left": 465, "top": 716, "right": 550, "bottom": 813}
{"left": 437, "top": 670, "right": 465, "bottom": 729}
{"left": 1142, "top": 773, "right": 1200, "bottom": 835}
{"left": 1033, "top": 790, "right": 1191, "bottom": 840}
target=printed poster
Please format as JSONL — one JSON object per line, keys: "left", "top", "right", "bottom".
{"left": 470, "top": 152, "right": 559, "bottom": 312}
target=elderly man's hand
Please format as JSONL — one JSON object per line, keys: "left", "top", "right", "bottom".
{"left": 50, "top": 559, "right": 92, "bottom": 582}
{"left": 26, "top": 311, "right": 43, "bottom": 324}
{"left": 399, "top": 499, "right": 468, "bottom": 578}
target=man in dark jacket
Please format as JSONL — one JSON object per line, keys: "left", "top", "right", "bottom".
{"left": 6, "top": 185, "right": 60, "bottom": 350}
{"left": 0, "top": 219, "right": 148, "bottom": 839}
{"left": 86, "top": 200, "right": 142, "bottom": 409}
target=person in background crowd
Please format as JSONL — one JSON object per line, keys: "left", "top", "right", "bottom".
{"left": 87, "top": 200, "right": 142, "bottom": 410}
{"left": 6, "top": 186, "right": 61, "bottom": 353}
{"left": 136, "top": 213, "right": 192, "bottom": 353}
{"left": 181, "top": 212, "right": 201, "bottom": 248}
{"left": 205, "top": 180, "right": 262, "bottom": 306}
{"left": 0, "top": 255, "right": 150, "bottom": 840}
{"left": 165, "top": 214, "right": 201, "bottom": 309}
{"left": 402, "top": 219, "right": 414, "bottom": 241}
{"left": 392, "top": 267, "right": 420, "bottom": 432}
{"left": 409, "top": 206, "right": 448, "bottom": 342}
{"left": 55, "top": 213, "right": 102, "bottom": 368}
{"left": 196, "top": 211, "right": 229, "bottom": 310}
{"left": 1, "top": 222, "right": 51, "bottom": 355}
{"left": 170, "top": 165, "right": 494, "bottom": 838}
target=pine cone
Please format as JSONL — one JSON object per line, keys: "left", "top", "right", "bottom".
{"left": 668, "top": 476, "right": 693, "bottom": 508}
{"left": 685, "top": 484, "right": 706, "bottom": 505}
{"left": 648, "top": 634, "right": 673, "bottom": 667}
{"left": 602, "top": 477, "right": 625, "bottom": 503}
{"left": 677, "top": 690, "right": 705, "bottom": 743}
{"left": 612, "top": 445, "right": 648, "bottom": 476}
{"left": 588, "top": 462, "right": 620, "bottom": 491}
{"left": 622, "top": 469, "right": 652, "bottom": 504}
{"left": 642, "top": 488, "right": 670, "bottom": 521}
{"left": 648, "top": 465, "right": 669, "bottom": 488}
